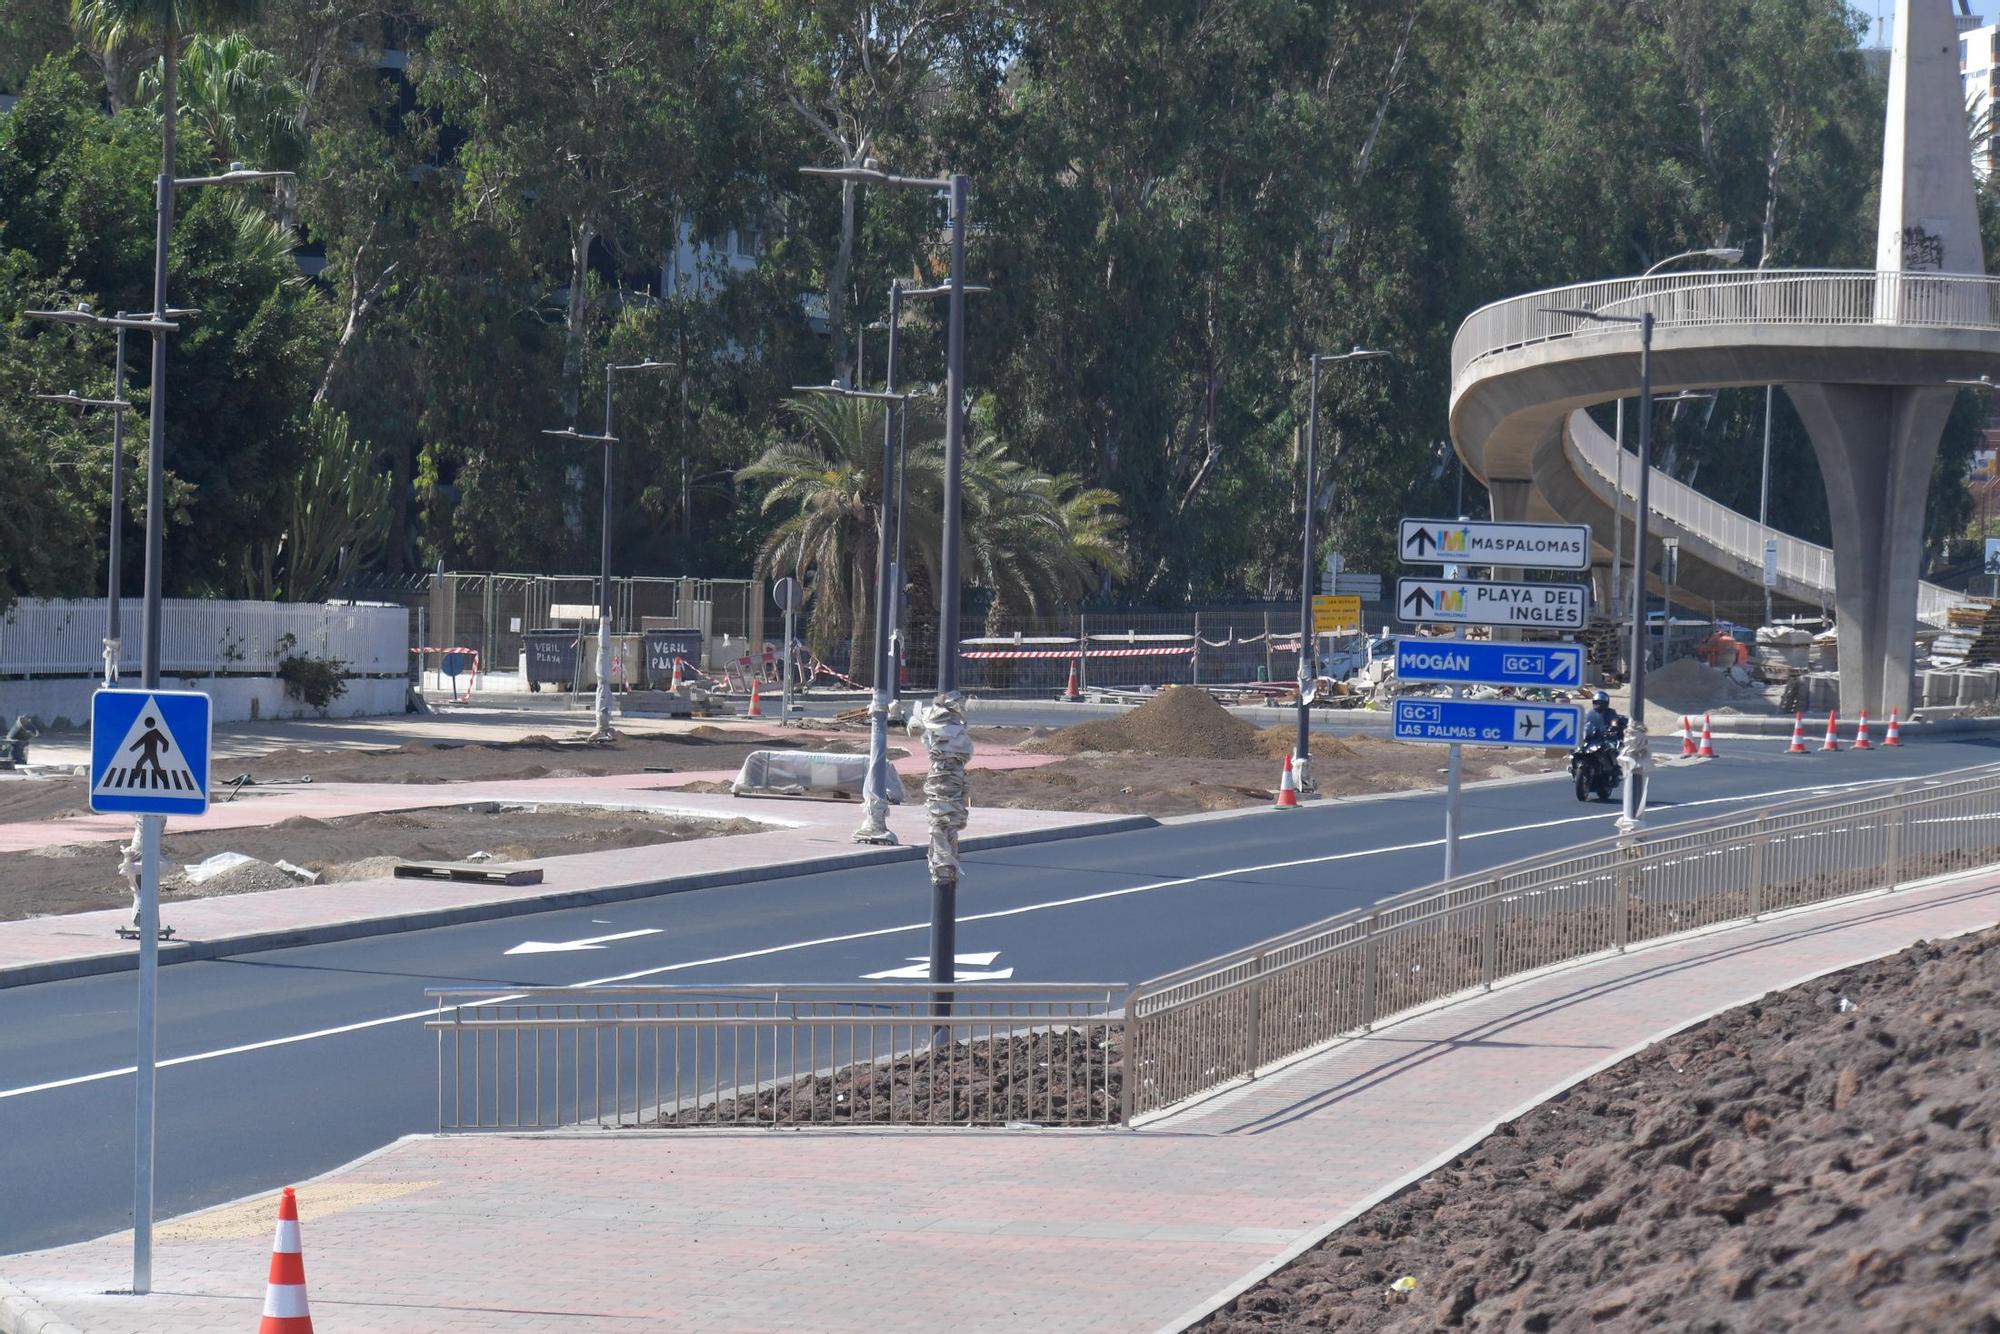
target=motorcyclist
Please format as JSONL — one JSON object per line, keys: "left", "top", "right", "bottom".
{"left": 1583, "top": 690, "right": 1624, "bottom": 743}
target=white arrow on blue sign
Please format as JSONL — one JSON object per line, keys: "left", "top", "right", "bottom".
{"left": 1395, "top": 640, "right": 1583, "bottom": 689}
{"left": 1392, "top": 698, "right": 1582, "bottom": 749}
{"left": 89, "top": 688, "right": 213, "bottom": 816}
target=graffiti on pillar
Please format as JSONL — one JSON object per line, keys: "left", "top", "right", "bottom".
{"left": 1901, "top": 225, "right": 1945, "bottom": 271}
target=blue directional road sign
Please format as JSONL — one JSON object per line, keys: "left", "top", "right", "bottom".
{"left": 1395, "top": 639, "right": 1584, "bottom": 689}
{"left": 89, "top": 689, "right": 212, "bottom": 816}
{"left": 1392, "top": 698, "right": 1582, "bottom": 749}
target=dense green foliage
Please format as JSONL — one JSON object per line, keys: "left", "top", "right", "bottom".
{"left": 2, "top": 0, "right": 1993, "bottom": 611}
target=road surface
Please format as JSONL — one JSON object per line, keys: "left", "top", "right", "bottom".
{"left": 2, "top": 736, "right": 1994, "bottom": 1255}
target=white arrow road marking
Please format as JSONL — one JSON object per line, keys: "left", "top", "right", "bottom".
{"left": 504, "top": 928, "right": 663, "bottom": 956}
{"left": 862, "top": 951, "right": 1014, "bottom": 981}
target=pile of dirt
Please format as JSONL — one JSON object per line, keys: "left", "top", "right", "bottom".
{"left": 1208, "top": 925, "right": 2000, "bottom": 1331}
{"left": 1029, "top": 687, "right": 1270, "bottom": 760}
{"left": 1641, "top": 656, "right": 1776, "bottom": 718}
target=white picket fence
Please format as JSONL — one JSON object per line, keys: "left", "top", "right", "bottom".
{"left": 0, "top": 598, "right": 409, "bottom": 678}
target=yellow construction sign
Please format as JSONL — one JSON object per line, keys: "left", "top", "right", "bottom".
{"left": 1312, "top": 594, "right": 1362, "bottom": 632}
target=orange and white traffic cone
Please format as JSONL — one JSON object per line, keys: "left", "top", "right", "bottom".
{"left": 1275, "top": 754, "right": 1300, "bottom": 809}
{"left": 1884, "top": 708, "right": 1904, "bottom": 746}
{"left": 1853, "top": 710, "right": 1872, "bottom": 750}
{"left": 747, "top": 677, "right": 763, "bottom": 718}
{"left": 1821, "top": 710, "right": 1840, "bottom": 752}
{"left": 1679, "top": 716, "right": 1697, "bottom": 757}
{"left": 1787, "top": 712, "right": 1808, "bottom": 753}
{"left": 669, "top": 656, "right": 684, "bottom": 692}
{"left": 1062, "top": 660, "right": 1081, "bottom": 702}
{"left": 1697, "top": 714, "right": 1718, "bottom": 759}
{"left": 258, "top": 1187, "right": 313, "bottom": 1334}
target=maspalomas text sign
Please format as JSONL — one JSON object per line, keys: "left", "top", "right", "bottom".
{"left": 1399, "top": 519, "right": 1591, "bottom": 571}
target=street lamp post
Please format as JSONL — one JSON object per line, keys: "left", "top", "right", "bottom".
{"left": 545, "top": 359, "right": 673, "bottom": 743}
{"left": 120, "top": 154, "right": 287, "bottom": 1296}
{"left": 1611, "top": 248, "right": 1741, "bottom": 628}
{"left": 1545, "top": 304, "right": 1656, "bottom": 830}
{"left": 26, "top": 306, "right": 199, "bottom": 686}
{"left": 1296, "top": 346, "right": 1387, "bottom": 796}
{"left": 804, "top": 160, "right": 973, "bottom": 1003}
{"left": 33, "top": 383, "right": 135, "bottom": 684}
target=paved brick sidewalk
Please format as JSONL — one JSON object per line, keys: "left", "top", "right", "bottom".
{"left": 6, "top": 868, "right": 1996, "bottom": 1334}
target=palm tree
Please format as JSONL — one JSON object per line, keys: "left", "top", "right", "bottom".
{"left": 738, "top": 394, "right": 1127, "bottom": 682}
{"left": 72, "top": 0, "right": 266, "bottom": 273}
{"left": 137, "top": 32, "right": 305, "bottom": 175}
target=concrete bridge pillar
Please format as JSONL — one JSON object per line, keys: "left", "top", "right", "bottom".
{"left": 1785, "top": 383, "right": 1951, "bottom": 718}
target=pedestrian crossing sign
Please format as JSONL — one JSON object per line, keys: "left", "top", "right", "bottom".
{"left": 89, "top": 689, "right": 212, "bottom": 816}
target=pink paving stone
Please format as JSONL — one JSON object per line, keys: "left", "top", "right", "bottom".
{"left": 5, "top": 868, "right": 1998, "bottom": 1333}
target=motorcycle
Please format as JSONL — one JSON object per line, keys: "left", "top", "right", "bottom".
{"left": 1568, "top": 723, "right": 1623, "bottom": 803}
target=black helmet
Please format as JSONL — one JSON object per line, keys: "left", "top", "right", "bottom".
{"left": 1592, "top": 690, "right": 1610, "bottom": 706}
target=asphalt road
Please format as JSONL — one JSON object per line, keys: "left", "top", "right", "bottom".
{"left": 3, "top": 735, "right": 1996, "bottom": 1256}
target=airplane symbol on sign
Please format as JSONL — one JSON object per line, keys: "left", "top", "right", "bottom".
{"left": 1518, "top": 714, "right": 1540, "bottom": 738}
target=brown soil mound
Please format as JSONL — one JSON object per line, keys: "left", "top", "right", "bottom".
{"left": 1208, "top": 925, "right": 2000, "bottom": 1332}
{"left": 1030, "top": 687, "right": 1268, "bottom": 760}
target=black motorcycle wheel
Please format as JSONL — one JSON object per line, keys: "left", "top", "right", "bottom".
{"left": 1574, "top": 768, "right": 1589, "bottom": 802}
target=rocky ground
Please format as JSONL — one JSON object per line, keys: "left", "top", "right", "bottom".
{"left": 1206, "top": 925, "right": 2000, "bottom": 1333}
{"left": 653, "top": 1027, "right": 1122, "bottom": 1127}
{"left": 1, "top": 804, "right": 760, "bottom": 920}
{"left": 970, "top": 687, "right": 1560, "bottom": 816}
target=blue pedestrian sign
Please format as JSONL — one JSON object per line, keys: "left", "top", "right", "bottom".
{"left": 89, "top": 689, "right": 212, "bottom": 816}
{"left": 1392, "top": 698, "right": 1582, "bottom": 749}
{"left": 1395, "top": 640, "right": 1584, "bottom": 689}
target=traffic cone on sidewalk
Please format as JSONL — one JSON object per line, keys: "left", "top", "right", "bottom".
{"left": 1854, "top": 710, "right": 1873, "bottom": 750}
{"left": 1679, "top": 717, "right": 1697, "bottom": 757}
{"left": 1697, "top": 714, "right": 1718, "bottom": 758}
{"left": 1884, "top": 708, "right": 1904, "bottom": 746}
{"left": 258, "top": 1187, "right": 313, "bottom": 1334}
{"left": 747, "top": 677, "right": 763, "bottom": 718}
{"left": 1275, "top": 754, "right": 1300, "bottom": 809}
{"left": 1062, "top": 660, "right": 1081, "bottom": 702}
{"left": 1821, "top": 711, "right": 1840, "bottom": 752}
{"left": 1787, "top": 713, "right": 1808, "bottom": 753}
{"left": 669, "top": 656, "right": 684, "bottom": 692}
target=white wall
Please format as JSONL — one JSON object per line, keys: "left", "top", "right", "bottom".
{"left": 0, "top": 676, "right": 409, "bottom": 730}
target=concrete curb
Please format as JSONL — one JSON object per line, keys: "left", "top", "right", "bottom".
{"left": 0, "top": 1278, "right": 82, "bottom": 1334}
{"left": 1156, "top": 872, "right": 2000, "bottom": 1332}
{"left": 0, "top": 815, "right": 1158, "bottom": 991}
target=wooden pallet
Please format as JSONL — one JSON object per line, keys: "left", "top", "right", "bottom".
{"left": 393, "top": 861, "right": 544, "bottom": 886}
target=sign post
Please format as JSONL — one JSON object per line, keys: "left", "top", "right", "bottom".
{"left": 773, "top": 577, "right": 803, "bottom": 720}
{"left": 90, "top": 687, "right": 211, "bottom": 1294}
{"left": 1401, "top": 516, "right": 1590, "bottom": 879}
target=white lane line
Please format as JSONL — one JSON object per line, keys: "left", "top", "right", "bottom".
{"left": 0, "top": 770, "right": 1931, "bottom": 1101}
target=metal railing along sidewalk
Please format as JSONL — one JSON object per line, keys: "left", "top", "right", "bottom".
{"left": 1122, "top": 762, "right": 2000, "bottom": 1120}
{"left": 429, "top": 982, "right": 1129, "bottom": 1131}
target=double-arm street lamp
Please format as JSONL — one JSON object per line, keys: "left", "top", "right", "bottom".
{"left": 26, "top": 304, "right": 197, "bottom": 686}
{"left": 1543, "top": 303, "right": 1655, "bottom": 831}
{"left": 792, "top": 374, "right": 930, "bottom": 847}
{"left": 1296, "top": 346, "right": 1388, "bottom": 796}
{"left": 544, "top": 359, "right": 675, "bottom": 743}
{"left": 803, "top": 160, "right": 973, "bottom": 1000}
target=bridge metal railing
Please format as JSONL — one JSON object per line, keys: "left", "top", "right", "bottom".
{"left": 1450, "top": 268, "right": 2000, "bottom": 393}
{"left": 1562, "top": 411, "right": 1962, "bottom": 628}
{"left": 428, "top": 982, "right": 1129, "bottom": 1130}
{"left": 1121, "top": 763, "right": 2000, "bottom": 1121}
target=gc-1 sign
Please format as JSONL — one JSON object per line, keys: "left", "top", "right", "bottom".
{"left": 1392, "top": 698, "right": 1582, "bottom": 748}
{"left": 1395, "top": 640, "right": 1583, "bottom": 689}
{"left": 1396, "top": 578, "right": 1588, "bottom": 630}
{"left": 1399, "top": 519, "right": 1591, "bottom": 571}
